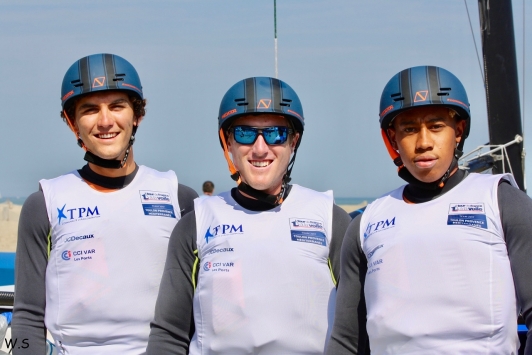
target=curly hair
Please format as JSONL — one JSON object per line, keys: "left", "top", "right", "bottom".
{"left": 60, "top": 94, "right": 147, "bottom": 125}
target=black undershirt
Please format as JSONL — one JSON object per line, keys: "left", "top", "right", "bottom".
{"left": 403, "top": 168, "right": 467, "bottom": 203}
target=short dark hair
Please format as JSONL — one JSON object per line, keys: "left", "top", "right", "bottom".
{"left": 202, "top": 181, "right": 215, "bottom": 193}
{"left": 60, "top": 93, "right": 147, "bottom": 126}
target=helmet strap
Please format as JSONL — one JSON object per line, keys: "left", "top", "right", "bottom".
{"left": 398, "top": 157, "right": 458, "bottom": 190}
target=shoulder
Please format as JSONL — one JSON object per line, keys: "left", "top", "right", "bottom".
{"left": 21, "top": 190, "right": 47, "bottom": 214}
{"left": 39, "top": 170, "right": 80, "bottom": 187}
{"left": 290, "top": 184, "right": 334, "bottom": 202}
{"left": 178, "top": 183, "right": 198, "bottom": 199}
{"left": 138, "top": 165, "right": 178, "bottom": 180}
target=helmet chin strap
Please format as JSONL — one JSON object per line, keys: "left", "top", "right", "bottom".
{"left": 63, "top": 109, "right": 137, "bottom": 169}
{"left": 219, "top": 128, "right": 296, "bottom": 206}
{"left": 83, "top": 128, "right": 136, "bottom": 169}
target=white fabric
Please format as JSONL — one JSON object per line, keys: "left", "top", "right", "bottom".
{"left": 192, "top": 185, "right": 335, "bottom": 355}
{"left": 41, "top": 166, "right": 179, "bottom": 355}
{"left": 360, "top": 173, "right": 519, "bottom": 354}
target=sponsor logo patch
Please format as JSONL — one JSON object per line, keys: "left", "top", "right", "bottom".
{"left": 205, "top": 224, "right": 243, "bottom": 243}
{"left": 61, "top": 248, "right": 97, "bottom": 261}
{"left": 139, "top": 190, "right": 176, "bottom": 218}
{"left": 447, "top": 203, "right": 487, "bottom": 229}
{"left": 57, "top": 204, "right": 100, "bottom": 225}
{"left": 289, "top": 218, "right": 327, "bottom": 246}
{"left": 203, "top": 261, "right": 235, "bottom": 272}
{"left": 364, "top": 217, "right": 396, "bottom": 239}
{"left": 207, "top": 247, "right": 235, "bottom": 255}
{"left": 64, "top": 234, "right": 95, "bottom": 243}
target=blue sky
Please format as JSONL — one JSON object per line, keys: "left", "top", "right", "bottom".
{"left": 0, "top": 0, "right": 530, "bottom": 198}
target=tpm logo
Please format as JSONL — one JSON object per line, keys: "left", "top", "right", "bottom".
{"left": 57, "top": 204, "right": 100, "bottom": 225}
{"left": 364, "top": 217, "right": 396, "bottom": 239}
{"left": 205, "top": 224, "right": 243, "bottom": 243}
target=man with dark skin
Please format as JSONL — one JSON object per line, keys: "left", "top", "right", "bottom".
{"left": 326, "top": 66, "right": 532, "bottom": 354}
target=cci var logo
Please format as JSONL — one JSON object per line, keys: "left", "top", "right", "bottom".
{"left": 57, "top": 204, "right": 100, "bottom": 225}
{"left": 204, "top": 224, "right": 243, "bottom": 243}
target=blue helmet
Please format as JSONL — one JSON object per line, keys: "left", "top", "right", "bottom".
{"left": 61, "top": 53, "right": 143, "bottom": 109}
{"left": 379, "top": 66, "right": 471, "bottom": 141}
{"left": 218, "top": 77, "right": 304, "bottom": 134}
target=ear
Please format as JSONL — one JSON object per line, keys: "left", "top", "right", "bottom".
{"left": 455, "top": 119, "right": 466, "bottom": 144}
{"left": 134, "top": 116, "right": 144, "bottom": 126}
{"left": 386, "top": 128, "right": 398, "bottom": 150}
{"left": 291, "top": 132, "right": 301, "bottom": 151}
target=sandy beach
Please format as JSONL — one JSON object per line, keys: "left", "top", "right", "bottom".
{"left": 0, "top": 201, "right": 21, "bottom": 252}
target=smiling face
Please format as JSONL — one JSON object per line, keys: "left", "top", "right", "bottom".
{"left": 74, "top": 91, "right": 141, "bottom": 174}
{"left": 387, "top": 106, "right": 465, "bottom": 183}
{"left": 227, "top": 114, "right": 299, "bottom": 197}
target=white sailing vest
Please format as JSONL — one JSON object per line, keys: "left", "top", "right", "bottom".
{"left": 191, "top": 184, "right": 335, "bottom": 355}
{"left": 360, "top": 173, "right": 519, "bottom": 354}
{"left": 41, "top": 165, "right": 179, "bottom": 355}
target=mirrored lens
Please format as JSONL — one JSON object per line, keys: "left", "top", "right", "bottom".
{"left": 232, "top": 126, "right": 290, "bottom": 145}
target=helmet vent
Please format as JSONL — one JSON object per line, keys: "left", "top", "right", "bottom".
{"left": 280, "top": 102, "right": 290, "bottom": 107}
{"left": 437, "top": 92, "right": 449, "bottom": 96}
{"left": 282, "top": 98, "right": 292, "bottom": 102}
{"left": 113, "top": 73, "right": 126, "bottom": 82}
{"left": 391, "top": 93, "right": 404, "bottom": 102}
{"left": 70, "top": 79, "right": 83, "bottom": 88}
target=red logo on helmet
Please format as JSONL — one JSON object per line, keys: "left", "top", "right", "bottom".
{"left": 446, "top": 98, "right": 468, "bottom": 109}
{"left": 380, "top": 105, "right": 394, "bottom": 118}
{"left": 287, "top": 109, "right": 303, "bottom": 120}
{"left": 257, "top": 99, "right": 272, "bottom": 109}
{"left": 221, "top": 108, "right": 237, "bottom": 120}
{"left": 121, "top": 83, "right": 142, "bottom": 93}
{"left": 92, "top": 77, "right": 106, "bottom": 88}
{"left": 414, "top": 91, "right": 428, "bottom": 102}
{"left": 62, "top": 90, "right": 74, "bottom": 102}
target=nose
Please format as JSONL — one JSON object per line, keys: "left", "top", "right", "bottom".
{"left": 416, "top": 126, "right": 433, "bottom": 151}
{"left": 97, "top": 106, "right": 114, "bottom": 128}
{"left": 252, "top": 133, "right": 269, "bottom": 156}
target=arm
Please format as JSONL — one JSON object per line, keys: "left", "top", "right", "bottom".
{"left": 326, "top": 215, "right": 369, "bottom": 355}
{"left": 11, "top": 191, "right": 50, "bottom": 355}
{"left": 498, "top": 182, "right": 532, "bottom": 355}
{"left": 329, "top": 205, "right": 352, "bottom": 283}
{"left": 177, "top": 183, "right": 198, "bottom": 217}
{"left": 147, "top": 211, "right": 198, "bottom": 355}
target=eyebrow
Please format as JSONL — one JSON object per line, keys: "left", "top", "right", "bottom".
{"left": 398, "top": 116, "right": 446, "bottom": 127}
{"left": 77, "top": 98, "right": 129, "bottom": 111}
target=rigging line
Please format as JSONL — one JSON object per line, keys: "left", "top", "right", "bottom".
{"left": 464, "top": 0, "right": 485, "bottom": 85}
{"left": 274, "top": 0, "right": 278, "bottom": 79}
{"left": 522, "top": 0, "right": 525, "bottom": 140}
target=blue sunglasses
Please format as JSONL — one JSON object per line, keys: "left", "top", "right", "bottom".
{"left": 230, "top": 126, "right": 293, "bottom": 145}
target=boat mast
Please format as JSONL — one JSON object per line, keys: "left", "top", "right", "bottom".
{"left": 477, "top": 0, "right": 526, "bottom": 191}
{"left": 274, "top": 0, "right": 278, "bottom": 78}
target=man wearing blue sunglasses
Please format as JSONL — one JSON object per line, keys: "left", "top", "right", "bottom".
{"left": 147, "top": 77, "right": 351, "bottom": 354}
